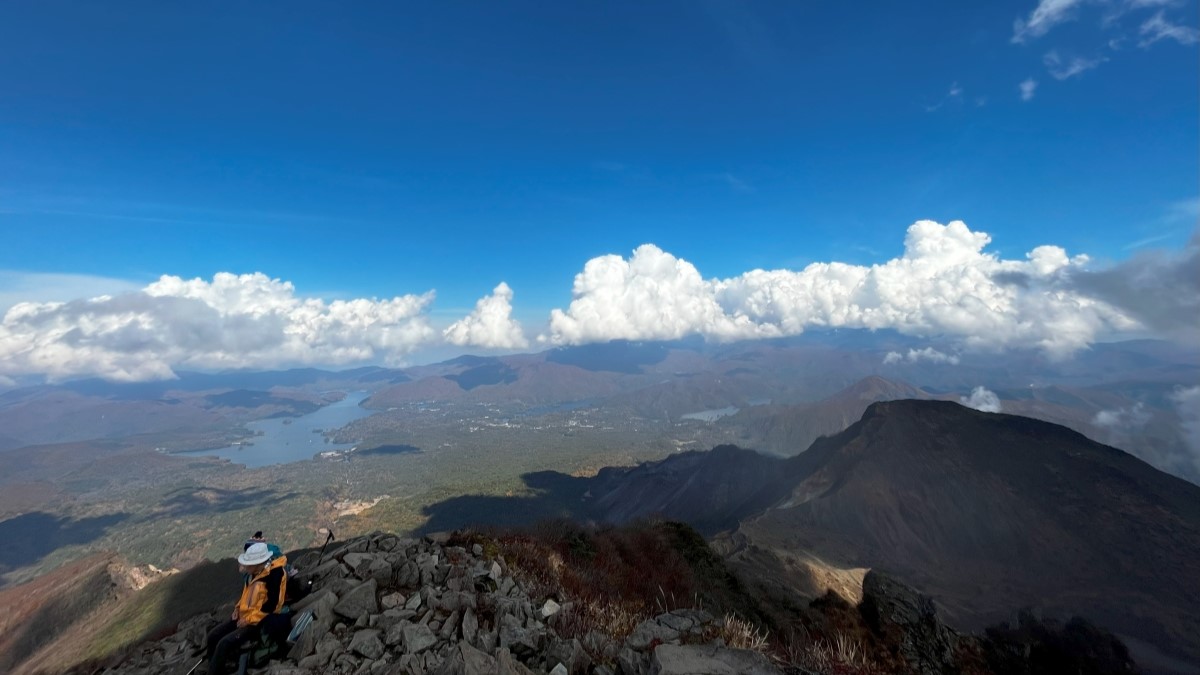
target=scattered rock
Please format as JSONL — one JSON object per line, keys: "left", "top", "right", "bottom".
{"left": 87, "top": 531, "right": 907, "bottom": 675}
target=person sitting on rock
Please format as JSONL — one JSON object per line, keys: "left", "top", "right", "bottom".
{"left": 204, "top": 542, "right": 289, "bottom": 675}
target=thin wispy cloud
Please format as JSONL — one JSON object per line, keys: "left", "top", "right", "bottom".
{"left": 1139, "top": 10, "right": 1200, "bottom": 46}
{"left": 924, "top": 82, "right": 965, "bottom": 112}
{"left": 1, "top": 198, "right": 384, "bottom": 229}
{"left": 1011, "top": 0, "right": 1198, "bottom": 89}
{"left": 1020, "top": 78, "right": 1039, "bottom": 101}
{"left": 1044, "top": 50, "right": 1108, "bottom": 79}
{"left": 1167, "top": 196, "right": 1200, "bottom": 221}
{"left": 1013, "top": 0, "right": 1086, "bottom": 43}
{"left": 0, "top": 271, "right": 145, "bottom": 313}
{"left": 1123, "top": 232, "right": 1176, "bottom": 250}
{"left": 722, "top": 173, "right": 755, "bottom": 193}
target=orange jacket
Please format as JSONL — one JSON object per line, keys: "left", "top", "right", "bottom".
{"left": 236, "top": 555, "right": 288, "bottom": 625}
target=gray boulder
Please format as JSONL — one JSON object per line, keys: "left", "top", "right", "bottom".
{"left": 626, "top": 619, "right": 681, "bottom": 651}
{"left": 334, "top": 578, "right": 380, "bottom": 619}
{"left": 402, "top": 622, "right": 438, "bottom": 654}
{"left": 349, "top": 629, "right": 385, "bottom": 660}
{"left": 289, "top": 590, "right": 338, "bottom": 660}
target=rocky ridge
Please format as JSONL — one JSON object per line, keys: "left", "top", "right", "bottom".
{"left": 81, "top": 522, "right": 1146, "bottom": 675}
{"left": 93, "top": 531, "right": 783, "bottom": 675}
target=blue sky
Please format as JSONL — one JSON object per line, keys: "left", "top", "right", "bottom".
{"left": 0, "top": 1, "right": 1197, "bottom": 377}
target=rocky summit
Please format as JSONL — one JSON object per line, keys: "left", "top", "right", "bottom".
{"left": 91, "top": 530, "right": 782, "bottom": 675}
{"left": 79, "top": 521, "right": 1140, "bottom": 675}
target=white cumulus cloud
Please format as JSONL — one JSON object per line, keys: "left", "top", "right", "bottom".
{"left": 443, "top": 282, "right": 529, "bottom": 350}
{"left": 0, "top": 272, "right": 436, "bottom": 382}
{"left": 961, "top": 386, "right": 1003, "bottom": 413}
{"left": 543, "top": 244, "right": 779, "bottom": 345}
{"left": 883, "top": 347, "right": 961, "bottom": 365}
{"left": 542, "top": 221, "right": 1135, "bottom": 358}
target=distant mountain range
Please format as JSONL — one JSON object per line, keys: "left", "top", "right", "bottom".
{"left": 1, "top": 334, "right": 1198, "bottom": 672}
{"left": 2, "top": 336, "right": 1196, "bottom": 481}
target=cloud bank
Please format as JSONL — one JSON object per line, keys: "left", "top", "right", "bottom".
{"left": 0, "top": 273, "right": 437, "bottom": 382}
{"left": 0, "top": 220, "right": 1186, "bottom": 382}
{"left": 543, "top": 220, "right": 1135, "bottom": 357}
{"left": 443, "top": 283, "right": 529, "bottom": 350}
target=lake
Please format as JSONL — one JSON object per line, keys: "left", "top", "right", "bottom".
{"left": 182, "top": 391, "right": 374, "bottom": 468}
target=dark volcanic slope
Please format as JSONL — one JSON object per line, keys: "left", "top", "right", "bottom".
{"left": 733, "top": 399, "right": 1200, "bottom": 664}
{"left": 583, "top": 445, "right": 801, "bottom": 535}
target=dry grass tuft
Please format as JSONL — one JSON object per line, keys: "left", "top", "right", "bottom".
{"left": 487, "top": 519, "right": 701, "bottom": 643}
{"left": 774, "top": 630, "right": 890, "bottom": 675}
{"left": 717, "top": 613, "right": 770, "bottom": 653}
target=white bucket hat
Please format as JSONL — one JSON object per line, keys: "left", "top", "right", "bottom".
{"left": 238, "top": 542, "right": 272, "bottom": 566}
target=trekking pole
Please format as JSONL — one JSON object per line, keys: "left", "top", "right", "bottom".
{"left": 184, "top": 657, "right": 204, "bottom": 675}
{"left": 317, "top": 529, "right": 335, "bottom": 563}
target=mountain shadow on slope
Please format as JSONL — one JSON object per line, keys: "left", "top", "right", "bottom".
{"left": 416, "top": 445, "right": 799, "bottom": 537}
{"left": 202, "top": 390, "right": 320, "bottom": 414}
{"left": 0, "top": 512, "right": 131, "bottom": 580}
{"left": 546, "top": 340, "right": 670, "bottom": 373}
{"left": 62, "top": 368, "right": 341, "bottom": 399}
{"left": 445, "top": 363, "right": 519, "bottom": 390}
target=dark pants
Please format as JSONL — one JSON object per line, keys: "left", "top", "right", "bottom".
{"left": 259, "top": 613, "right": 292, "bottom": 646}
{"left": 205, "top": 620, "right": 258, "bottom": 675}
